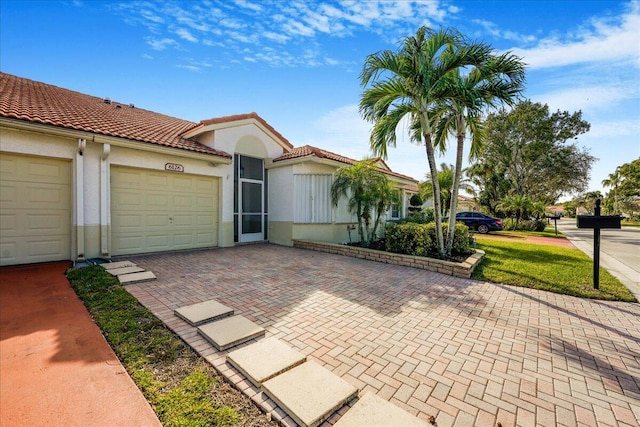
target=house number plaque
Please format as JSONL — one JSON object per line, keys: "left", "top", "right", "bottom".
{"left": 165, "top": 163, "right": 184, "bottom": 172}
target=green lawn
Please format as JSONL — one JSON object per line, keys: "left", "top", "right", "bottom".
{"left": 622, "top": 219, "right": 640, "bottom": 228}
{"left": 472, "top": 239, "right": 636, "bottom": 302}
{"left": 491, "top": 226, "right": 564, "bottom": 238}
{"left": 66, "top": 266, "right": 271, "bottom": 427}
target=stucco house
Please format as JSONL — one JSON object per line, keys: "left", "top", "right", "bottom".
{"left": 0, "top": 72, "right": 418, "bottom": 266}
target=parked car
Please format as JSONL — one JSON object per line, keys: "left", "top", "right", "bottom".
{"left": 455, "top": 211, "right": 503, "bottom": 234}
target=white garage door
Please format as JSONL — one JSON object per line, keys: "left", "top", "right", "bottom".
{"left": 111, "top": 166, "right": 219, "bottom": 256}
{"left": 0, "top": 153, "right": 72, "bottom": 266}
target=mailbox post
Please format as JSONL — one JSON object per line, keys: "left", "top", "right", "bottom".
{"left": 576, "top": 199, "right": 621, "bottom": 290}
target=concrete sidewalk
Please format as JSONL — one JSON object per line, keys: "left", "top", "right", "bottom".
{"left": 0, "top": 261, "right": 160, "bottom": 427}
{"left": 556, "top": 219, "right": 640, "bottom": 300}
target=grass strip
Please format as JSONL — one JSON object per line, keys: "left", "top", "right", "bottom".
{"left": 66, "top": 265, "right": 273, "bottom": 427}
{"left": 472, "top": 239, "right": 636, "bottom": 302}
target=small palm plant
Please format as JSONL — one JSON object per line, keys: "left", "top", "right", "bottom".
{"left": 331, "top": 160, "right": 400, "bottom": 247}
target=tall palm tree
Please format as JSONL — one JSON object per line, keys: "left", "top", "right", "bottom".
{"left": 431, "top": 50, "right": 525, "bottom": 257}
{"left": 360, "top": 26, "right": 491, "bottom": 257}
{"left": 602, "top": 168, "right": 621, "bottom": 213}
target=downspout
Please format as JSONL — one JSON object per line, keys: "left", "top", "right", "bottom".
{"left": 74, "top": 138, "right": 86, "bottom": 262}
{"left": 100, "top": 143, "right": 111, "bottom": 257}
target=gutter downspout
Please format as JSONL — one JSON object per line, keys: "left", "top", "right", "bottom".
{"left": 74, "top": 138, "right": 86, "bottom": 262}
{"left": 100, "top": 143, "right": 111, "bottom": 257}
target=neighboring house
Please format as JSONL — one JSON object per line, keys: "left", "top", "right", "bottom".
{"left": 0, "top": 72, "right": 417, "bottom": 266}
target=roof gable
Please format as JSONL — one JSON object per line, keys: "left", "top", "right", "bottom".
{"left": 272, "top": 145, "right": 417, "bottom": 183}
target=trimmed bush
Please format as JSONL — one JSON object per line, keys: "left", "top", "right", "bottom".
{"left": 503, "top": 218, "right": 546, "bottom": 232}
{"left": 385, "top": 223, "right": 432, "bottom": 256}
{"left": 386, "top": 221, "right": 472, "bottom": 257}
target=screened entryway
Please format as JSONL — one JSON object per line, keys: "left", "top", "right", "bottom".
{"left": 234, "top": 155, "right": 267, "bottom": 243}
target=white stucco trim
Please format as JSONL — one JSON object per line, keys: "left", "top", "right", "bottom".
{"left": 74, "top": 139, "right": 86, "bottom": 261}
{"left": 100, "top": 144, "right": 111, "bottom": 257}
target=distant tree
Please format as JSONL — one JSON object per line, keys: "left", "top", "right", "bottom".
{"left": 602, "top": 168, "right": 622, "bottom": 213}
{"left": 420, "top": 163, "right": 474, "bottom": 218}
{"left": 614, "top": 158, "right": 640, "bottom": 216}
{"left": 472, "top": 101, "right": 595, "bottom": 205}
{"left": 496, "top": 194, "right": 533, "bottom": 227}
{"left": 583, "top": 190, "right": 603, "bottom": 214}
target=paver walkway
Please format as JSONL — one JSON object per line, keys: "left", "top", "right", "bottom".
{"left": 0, "top": 261, "right": 160, "bottom": 427}
{"left": 126, "top": 244, "right": 640, "bottom": 427}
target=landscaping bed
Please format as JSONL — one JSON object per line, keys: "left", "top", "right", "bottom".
{"left": 293, "top": 239, "right": 484, "bottom": 278}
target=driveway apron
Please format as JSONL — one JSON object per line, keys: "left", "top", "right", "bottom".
{"left": 126, "top": 244, "right": 640, "bottom": 427}
{"left": 0, "top": 261, "right": 160, "bottom": 427}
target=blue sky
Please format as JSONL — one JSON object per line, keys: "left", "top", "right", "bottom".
{"left": 2, "top": 0, "right": 639, "bottom": 199}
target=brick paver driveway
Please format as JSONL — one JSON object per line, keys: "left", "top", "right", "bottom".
{"left": 126, "top": 244, "right": 640, "bottom": 427}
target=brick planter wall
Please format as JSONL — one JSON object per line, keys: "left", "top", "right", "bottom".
{"left": 292, "top": 240, "right": 484, "bottom": 278}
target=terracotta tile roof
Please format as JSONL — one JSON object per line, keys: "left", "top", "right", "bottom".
{"left": 0, "top": 72, "right": 231, "bottom": 159}
{"left": 195, "top": 112, "right": 293, "bottom": 149}
{"left": 273, "top": 145, "right": 418, "bottom": 183}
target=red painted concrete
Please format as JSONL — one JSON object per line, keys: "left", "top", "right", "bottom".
{"left": 0, "top": 261, "right": 160, "bottom": 427}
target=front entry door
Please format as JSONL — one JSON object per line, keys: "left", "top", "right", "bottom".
{"left": 240, "top": 179, "right": 263, "bottom": 242}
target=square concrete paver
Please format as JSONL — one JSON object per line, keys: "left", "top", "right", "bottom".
{"left": 262, "top": 361, "right": 358, "bottom": 427}
{"left": 227, "top": 337, "right": 307, "bottom": 386}
{"left": 198, "top": 315, "right": 265, "bottom": 351}
{"left": 175, "top": 299, "right": 234, "bottom": 326}
{"left": 334, "top": 393, "right": 429, "bottom": 427}
{"left": 102, "top": 261, "right": 137, "bottom": 270}
{"left": 118, "top": 271, "right": 156, "bottom": 284}
{"left": 106, "top": 266, "right": 146, "bottom": 276}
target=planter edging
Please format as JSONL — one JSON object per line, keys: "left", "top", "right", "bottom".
{"left": 292, "top": 240, "right": 484, "bottom": 278}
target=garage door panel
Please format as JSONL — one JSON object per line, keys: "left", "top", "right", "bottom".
{"left": 147, "top": 193, "right": 169, "bottom": 207}
{"left": 0, "top": 153, "right": 71, "bottom": 266}
{"left": 111, "top": 166, "right": 219, "bottom": 256}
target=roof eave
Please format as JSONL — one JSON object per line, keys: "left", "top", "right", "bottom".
{"left": 0, "top": 117, "right": 232, "bottom": 164}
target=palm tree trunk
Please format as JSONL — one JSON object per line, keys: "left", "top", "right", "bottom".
{"left": 424, "top": 135, "right": 445, "bottom": 257}
{"left": 446, "top": 130, "right": 464, "bottom": 257}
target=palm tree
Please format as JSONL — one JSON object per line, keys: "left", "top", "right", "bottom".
{"left": 431, "top": 50, "right": 525, "bottom": 257}
{"left": 360, "top": 27, "right": 492, "bottom": 257}
{"left": 496, "top": 195, "right": 533, "bottom": 227}
{"left": 602, "top": 168, "right": 621, "bottom": 213}
{"left": 419, "top": 163, "right": 474, "bottom": 218}
{"left": 330, "top": 160, "right": 398, "bottom": 247}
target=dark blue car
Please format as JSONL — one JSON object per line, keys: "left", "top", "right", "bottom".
{"left": 455, "top": 211, "right": 503, "bottom": 234}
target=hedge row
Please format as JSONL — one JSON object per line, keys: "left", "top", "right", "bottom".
{"left": 385, "top": 222, "right": 473, "bottom": 257}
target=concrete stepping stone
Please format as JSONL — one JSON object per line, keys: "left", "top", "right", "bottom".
{"left": 198, "top": 315, "right": 265, "bottom": 351}
{"left": 227, "top": 337, "right": 307, "bottom": 386}
{"left": 333, "top": 393, "right": 430, "bottom": 427}
{"left": 118, "top": 271, "right": 156, "bottom": 285}
{"left": 262, "top": 361, "right": 358, "bottom": 427}
{"left": 105, "top": 266, "right": 146, "bottom": 276}
{"left": 174, "top": 300, "right": 234, "bottom": 326}
{"left": 102, "top": 261, "right": 137, "bottom": 270}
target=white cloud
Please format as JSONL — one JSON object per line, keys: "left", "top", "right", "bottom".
{"left": 174, "top": 28, "right": 198, "bottom": 42}
{"left": 510, "top": 3, "right": 640, "bottom": 69}
{"left": 146, "top": 37, "right": 178, "bottom": 51}
{"left": 531, "top": 85, "right": 634, "bottom": 115}
{"left": 118, "top": 0, "right": 455, "bottom": 68}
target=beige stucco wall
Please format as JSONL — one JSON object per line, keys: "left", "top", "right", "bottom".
{"left": 0, "top": 124, "right": 248, "bottom": 262}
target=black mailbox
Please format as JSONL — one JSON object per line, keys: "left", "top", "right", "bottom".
{"left": 576, "top": 215, "right": 621, "bottom": 229}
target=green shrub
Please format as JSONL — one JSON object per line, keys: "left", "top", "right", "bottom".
{"left": 397, "top": 208, "right": 434, "bottom": 224}
{"left": 386, "top": 221, "right": 472, "bottom": 256}
{"left": 503, "top": 218, "right": 546, "bottom": 232}
{"left": 385, "top": 223, "right": 432, "bottom": 256}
